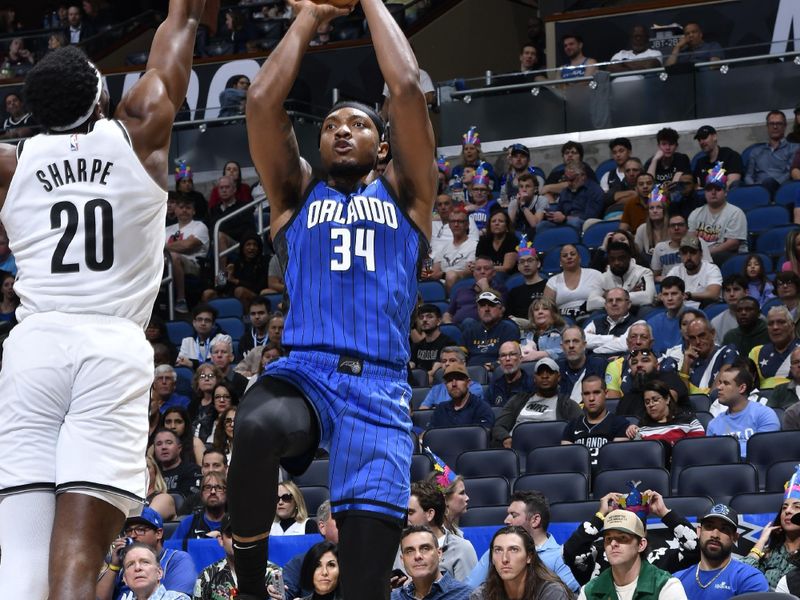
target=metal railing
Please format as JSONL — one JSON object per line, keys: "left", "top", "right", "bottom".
{"left": 211, "top": 197, "right": 270, "bottom": 279}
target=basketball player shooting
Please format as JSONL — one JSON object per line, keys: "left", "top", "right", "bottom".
{"left": 227, "top": 0, "right": 436, "bottom": 598}
{"left": 0, "top": 1, "right": 204, "bottom": 597}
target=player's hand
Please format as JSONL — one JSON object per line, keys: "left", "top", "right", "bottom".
{"left": 288, "top": 0, "right": 355, "bottom": 22}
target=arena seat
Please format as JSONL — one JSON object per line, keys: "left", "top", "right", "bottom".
{"left": 467, "top": 365, "right": 489, "bottom": 384}
{"left": 439, "top": 324, "right": 463, "bottom": 346}
{"left": 418, "top": 280, "right": 446, "bottom": 302}
{"left": 448, "top": 277, "right": 475, "bottom": 298}
{"left": 765, "top": 460, "right": 800, "bottom": 493}
{"left": 298, "top": 485, "right": 329, "bottom": 516}
{"left": 292, "top": 459, "right": 329, "bottom": 488}
{"left": 741, "top": 143, "right": 764, "bottom": 169}
{"left": 410, "top": 453, "right": 433, "bottom": 482}
{"left": 410, "top": 388, "right": 430, "bottom": 410}
{"left": 662, "top": 495, "right": 714, "bottom": 519}
{"left": 755, "top": 225, "right": 798, "bottom": 258}
{"left": 217, "top": 317, "right": 244, "bottom": 340}
{"left": 513, "top": 472, "right": 588, "bottom": 503}
{"left": 746, "top": 206, "right": 791, "bottom": 239}
{"left": 592, "top": 467, "right": 670, "bottom": 498}
{"left": 729, "top": 492, "right": 784, "bottom": 515}
{"left": 582, "top": 220, "right": 619, "bottom": 250}
{"left": 549, "top": 500, "right": 597, "bottom": 524}
{"left": 411, "top": 410, "right": 433, "bottom": 431}
{"left": 694, "top": 411, "right": 713, "bottom": 430}
{"left": 670, "top": 436, "right": 740, "bottom": 494}
{"left": 727, "top": 186, "right": 770, "bottom": 211}
{"left": 533, "top": 227, "right": 580, "bottom": 253}
{"left": 775, "top": 181, "right": 800, "bottom": 207}
{"left": 678, "top": 463, "right": 758, "bottom": 504}
{"left": 510, "top": 421, "right": 568, "bottom": 468}
{"left": 505, "top": 273, "right": 525, "bottom": 290}
{"left": 597, "top": 440, "right": 665, "bottom": 471}
{"left": 174, "top": 366, "right": 194, "bottom": 398}
{"left": 209, "top": 298, "right": 243, "bottom": 319}
{"left": 459, "top": 505, "right": 509, "bottom": 527}
{"left": 746, "top": 431, "right": 800, "bottom": 489}
{"left": 410, "top": 369, "right": 428, "bottom": 388}
{"left": 424, "top": 426, "right": 488, "bottom": 468}
{"left": 456, "top": 448, "right": 519, "bottom": 480}
{"left": 594, "top": 159, "right": 616, "bottom": 183}
{"left": 690, "top": 151, "right": 707, "bottom": 172}
{"left": 166, "top": 320, "right": 193, "bottom": 346}
{"left": 525, "top": 444, "right": 591, "bottom": 482}
{"left": 702, "top": 303, "right": 729, "bottom": 321}
{"left": 462, "top": 476, "right": 510, "bottom": 507}
{"left": 688, "top": 394, "right": 712, "bottom": 413}
{"left": 720, "top": 253, "right": 770, "bottom": 278}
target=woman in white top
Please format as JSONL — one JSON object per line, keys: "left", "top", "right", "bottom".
{"left": 271, "top": 480, "right": 319, "bottom": 536}
{"left": 543, "top": 244, "right": 603, "bottom": 320}
{"left": 634, "top": 197, "right": 669, "bottom": 255}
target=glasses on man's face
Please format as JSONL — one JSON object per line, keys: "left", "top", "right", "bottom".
{"left": 629, "top": 349, "right": 653, "bottom": 359}
{"left": 123, "top": 525, "right": 154, "bottom": 537}
{"left": 277, "top": 493, "right": 294, "bottom": 504}
{"left": 499, "top": 352, "right": 520, "bottom": 359}
{"left": 669, "top": 221, "right": 686, "bottom": 228}
{"left": 202, "top": 484, "right": 226, "bottom": 493}
{"left": 199, "top": 373, "right": 216, "bottom": 380}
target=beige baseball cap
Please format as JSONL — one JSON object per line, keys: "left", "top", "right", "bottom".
{"left": 603, "top": 509, "right": 645, "bottom": 538}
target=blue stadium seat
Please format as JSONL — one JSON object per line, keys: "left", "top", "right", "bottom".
{"left": 410, "top": 453, "right": 433, "bottom": 482}
{"left": 263, "top": 293, "right": 283, "bottom": 312}
{"left": 209, "top": 297, "right": 243, "bottom": 319}
{"left": 765, "top": 460, "right": 800, "bottom": 493}
{"left": 690, "top": 151, "right": 707, "bottom": 173}
{"left": 410, "top": 369, "right": 428, "bottom": 388}
{"left": 419, "top": 280, "right": 447, "bottom": 302}
{"left": 510, "top": 421, "right": 568, "bottom": 465}
{"left": 703, "top": 303, "right": 729, "bottom": 321}
{"left": 505, "top": 273, "right": 525, "bottom": 290}
{"left": 174, "top": 366, "right": 194, "bottom": 398}
{"left": 761, "top": 297, "right": 784, "bottom": 316}
{"left": 457, "top": 448, "right": 519, "bottom": 480}
{"left": 449, "top": 277, "right": 475, "bottom": 299}
{"left": 439, "top": 324, "right": 463, "bottom": 346}
{"left": 755, "top": 225, "right": 799, "bottom": 258}
{"left": 597, "top": 440, "right": 665, "bottom": 471}
{"left": 293, "top": 459, "right": 329, "bottom": 488}
{"left": 463, "top": 476, "right": 510, "bottom": 508}
{"left": 688, "top": 394, "right": 711, "bottom": 413}
{"left": 541, "top": 244, "right": 590, "bottom": 274}
{"left": 549, "top": 500, "right": 598, "bottom": 523}
{"left": 720, "top": 253, "right": 771, "bottom": 278}
{"left": 741, "top": 143, "right": 764, "bottom": 170}
{"left": 166, "top": 320, "right": 193, "bottom": 347}
{"left": 775, "top": 181, "right": 800, "bottom": 207}
{"left": 412, "top": 410, "right": 433, "bottom": 431}
{"left": 746, "top": 431, "right": 800, "bottom": 489}
{"left": 533, "top": 227, "right": 580, "bottom": 253}
{"left": 727, "top": 186, "right": 770, "bottom": 211}
{"left": 670, "top": 436, "right": 740, "bottom": 493}
{"left": 746, "top": 206, "right": 792, "bottom": 237}
{"left": 217, "top": 317, "right": 244, "bottom": 340}
{"left": 730, "top": 492, "right": 784, "bottom": 515}
{"left": 424, "top": 426, "right": 488, "bottom": 468}
{"left": 662, "top": 495, "right": 714, "bottom": 520}
{"left": 595, "top": 159, "right": 617, "bottom": 183}
{"left": 525, "top": 444, "right": 591, "bottom": 481}
{"left": 513, "top": 472, "right": 588, "bottom": 503}
{"left": 411, "top": 388, "right": 430, "bottom": 410}
{"left": 678, "top": 463, "right": 758, "bottom": 504}
{"left": 298, "top": 485, "right": 329, "bottom": 516}
{"left": 459, "top": 505, "right": 509, "bottom": 527}
{"left": 467, "top": 365, "right": 489, "bottom": 384}
{"left": 592, "top": 467, "right": 670, "bottom": 498}
{"left": 582, "top": 221, "right": 619, "bottom": 250}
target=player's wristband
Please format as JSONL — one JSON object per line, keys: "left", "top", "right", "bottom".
{"left": 107, "top": 563, "right": 121, "bottom": 572}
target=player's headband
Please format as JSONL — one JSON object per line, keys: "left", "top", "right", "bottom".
{"left": 51, "top": 62, "right": 104, "bottom": 132}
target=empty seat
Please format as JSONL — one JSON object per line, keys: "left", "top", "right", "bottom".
{"left": 459, "top": 505, "right": 509, "bottom": 527}
{"left": 410, "top": 369, "right": 428, "bottom": 388}
{"left": 765, "top": 460, "right": 800, "bottom": 493}
{"left": 688, "top": 394, "right": 711, "bottom": 413}
{"left": 217, "top": 317, "right": 244, "bottom": 340}
{"left": 467, "top": 365, "right": 489, "bottom": 385}
{"left": 597, "top": 440, "right": 665, "bottom": 471}
{"left": 463, "top": 476, "right": 510, "bottom": 507}
{"left": 439, "top": 324, "right": 463, "bottom": 346}
{"left": 419, "top": 280, "right": 447, "bottom": 302}
{"left": 727, "top": 186, "right": 770, "bottom": 211}
{"left": 411, "top": 388, "right": 430, "bottom": 410}
{"left": 746, "top": 207, "right": 791, "bottom": 238}
{"left": 410, "top": 453, "right": 433, "bottom": 483}
{"left": 510, "top": 421, "right": 567, "bottom": 469}
{"left": 549, "top": 500, "right": 598, "bottom": 524}
{"left": 293, "top": 459, "right": 329, "bottom": 488}
{"left": 525, "top": 444, "right": 591, "bottom": 484}
{"left": 670, "top": 436, "right": 741, "bottom": 494}
{"left": 513, "top": 472, "right": 588, "bottom": 504}
{"left": 678, "top": 463, "right": 758, "bottom": 505}
{"left": 209, "top": 297, "right": 243, "bottom": 318}
{"left": 593, "top": 468, "right": 670, "bottom": 498}
{"left": 424, "top": 426, "right": 488, "bottom": 468}
{"left": 411, "top": 410, "right": 433, "bottom": 431}
{"left": 457, "top": 448, "right": 519, "bottom": 480}
{"left": 729, "top": 492, "right": 785, "bottom": 516}
{"left": 298, "top": 485, "right": 330, "bottom": 516}
{"left": 662, "top": 496, "right": 715, "bottom": 520}
{"left": 746, "top": 431, "right": 800, "bottom": 489}
{"left": 166, "top": 320, "right": 193, "bottom": 346}
{"left": 582, "top": 221, "right": 619, "bottom": 250}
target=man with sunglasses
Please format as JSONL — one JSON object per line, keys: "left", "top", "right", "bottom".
{"left": 674, "top": 504, "right": 768, "bottom": 600}
{"left": 96, "top": 507, "right": 196, "bottom": 599}
{"left": 605, "top": 322, "right": 678, "bottom": 399}
{"left": 618, "top": 348, "right": 688, "bottom": 419}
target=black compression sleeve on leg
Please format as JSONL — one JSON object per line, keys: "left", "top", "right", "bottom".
{"left": 228, "top": 376, "right": 319, "bottom": 596}
{"left": 336, "top": 513, "right": 402, "bottom": 600}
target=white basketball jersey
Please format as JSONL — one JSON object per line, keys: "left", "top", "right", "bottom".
{"left": 2, "top": 119, "right": 167, "bottom": 328}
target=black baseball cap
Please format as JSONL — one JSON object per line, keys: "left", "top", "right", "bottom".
{"left": 701, "top": 504, "right": 738, "bottom": 530}
{"left": 509, "top": 143, "right": 530, "bottom": 157}
{"left": 694, "top": 125, "right": 717, "bottom": 140}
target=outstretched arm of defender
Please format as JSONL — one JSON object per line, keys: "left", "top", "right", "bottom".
{"left": 247, "top": 0, "right": 350, "bottom": 226}
{"left": 115, "top": 0, "right": 205, "bottom": 173}
{"left": 361, "top": 0, "right": 436, "bottom": 218}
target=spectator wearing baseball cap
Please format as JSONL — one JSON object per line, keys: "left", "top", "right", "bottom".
{"left": 426, "top": 363, "right": 495, "bottom": 430}
{"left": 675, "top": 504, "right": 768, "bottom": 600}
{"left": 670, "top": 234, "right": 722, "bottom": 309}
{"left": 500, "top": 143, "right": 545, "bottom": 207}
{"left": 96, "top": 507, "right": 197, "bottom": 599}
{"left": 410, "top": 303, "right": 456, "bottom": 384}
{"left": 691, "top": 126, "right": 743, "bottom": 189}
{"left": 578, "top": 510, "right": 687, "bottom": 600}
{"left": 460, "top": 290, "right": 519, "bottom": 368}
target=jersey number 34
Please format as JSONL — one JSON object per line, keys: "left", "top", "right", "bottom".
{"left": 330, "top": 227, "right": 375, "bottom": 272}
{"left": 50, "top": 199, "right": 114, "bottom": 273}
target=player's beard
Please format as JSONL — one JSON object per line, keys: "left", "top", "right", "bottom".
{"left": 329, "top": 158, "right": 373, "bottom": 180}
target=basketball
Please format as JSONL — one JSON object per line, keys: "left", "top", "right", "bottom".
{"left": 310, "top": 0, "right": 358, "bottom": 8}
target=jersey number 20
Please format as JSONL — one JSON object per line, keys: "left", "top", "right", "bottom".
{"left": 50, "top": 199, "right": 114, "bottom": 273}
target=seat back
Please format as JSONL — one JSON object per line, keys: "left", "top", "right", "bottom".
{"left": 765, "top": 460, "right": 800, "bottom": 493}
{"left": 746, "top": 431, "right": 800, "bottom": 489}
{"left": 298, "top": 485, "right": 330, "bottom": 517}
{"left": 582, "top": 221, "right": 620, "bottom": 250}
{"left": 597, "top": 440, "right": 665, "bottom": 471}
{"left": 410, "top": 453, "right": 434, "bottom": 483}
{"left": 662, "top": 495, "right": 715, "bottom": 520}
{"left": 549, "top": 500, "right": 598, "bottom": 524}
{"left": 513, "top": 472, "right": 589, "bottom": 503}
{"left": 459, "top": 505, "right": 509, "bottom": 527}
{"left": 678, "top": 463, "right": 758, "bottom": 504}
{"left": 593, "top": 467, "right": 670, "bottom": 498}
{"left": 456, "top": 448, "right": 519, "bottom": 480}
{"left": 463, "top": 476, "right": 511, "bottom": 508}
{"left": 292, "top": 459, "right": 329, "bottom": 488}
{"left": 525, "top": 444, "right": 591, "bottom": 484}
{"left": 208, "top": 297, "right": 243, "bottom": 319}
{"left": 424, "top": 426, "right": 488, "bottom": 468}
{"left": 729, "top": 491, "right": 785, "bottom": 515}
{"left": 670, "top": 436, "right": 740, "bottom": 494}
{"left": 510, "top": 421, "right": 567, "bottom": 468}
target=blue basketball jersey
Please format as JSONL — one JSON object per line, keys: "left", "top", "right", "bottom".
{"left": 274, "top": 177, "right": 426, "bottom": 367}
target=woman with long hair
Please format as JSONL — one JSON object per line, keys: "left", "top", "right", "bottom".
{"left": 145, "top": 456, "right": 177, "bottom": 521}
{"left": 189, "top": 363, "right": 224, "bottom": 435}
{"left": 624, "top": 380, "right": 704, "bottom": 445}
{"left": 634, "top": 196, "right": 669, "bottom": 255}
{"left": 744, "top": 253, "right": 775, "bottom": 306}
{"left": 472, "top": 525, "right": 572, "bottom": 600}
{"left": 743, "top": 486, "right": 800, "bottom": 588}
{"left": 520, "top": 298, "right": 565, "bottom": 362}
{"left": 204, "top": 382, "right": 238, "bottom": 445}
{"left": 543, "top": 244, "right": 603, "bottom": 320}
{"left": 272, "top": 480, "right": 319, "bottom": 535}
{"left": 442, "top": 475, "right": 469, "bottom": 537}
{"left": 0, "top": 270, "right": 18, "bottom": 323}
{"left": 299, "top": 541, "right": 341, "bottom": 600}
{"left": 219, "top": 73, "right": 250, "bottom": 118}
{"left": 208, "top": 160, "right": 253, "bottom": 211}
{"left": 144, "top": 314, "right": 175, "bottom": 363}
{"left": 161, "top": 406, "right": 204, "bottom": 465}
{"left": 475, "top": 211, "right": 519, "bottom": 276}
{"left": 212, "top": 405, "right": 236, "bottom": 462}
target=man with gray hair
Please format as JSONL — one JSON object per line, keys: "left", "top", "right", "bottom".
{"left": 282, "top": 500, "right": 340, "bottom": 599}
{"left": 584, "top": 288, "right": 638, "bottom": 355}
{"left": 536, "top": 162, "right": 604, "bottom": 233}
{"left": 748, "top": 305, "right": 800, "bottom": 390}
{"left": 152, "top": 364, "right": 191, "bottom": 415}
{"left": 486, "top": 341, "right": 534, "bottom": 407}
{"left": 558, "top": 326, "right": 608, "bottom": 403}
{"left": 420, "top": 347, "right": 483, "bottom": 409}
{"left": 209, "top": 333, "right": 248, "bottom": 397}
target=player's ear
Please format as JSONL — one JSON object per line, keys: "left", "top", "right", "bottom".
{"left": 377, "top": 141, "right": 390, "bottom": 162}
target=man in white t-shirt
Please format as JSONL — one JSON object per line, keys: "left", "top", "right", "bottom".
{"left": 606, "top": 25, "right": 663, "bottom": 80}
{"left": 651, "top": 213, "right": 710, "bottom": 281}
{"left": 687, "top": 167, "right": 747, "bottom": 265}
{"left": 671, "top": 234, "right": 722, "bottom": 309}
{"left": 166, "top": 195, "right": 210, "bottom": 314}
{"left": 427, "top": 206, "right": 477, "bottom": 292}
{"left": 429, "top": 194, "right": 479, "bottom": 258}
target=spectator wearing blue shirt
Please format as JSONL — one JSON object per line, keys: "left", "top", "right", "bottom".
{"left": 558, "top": 326, "right": 609, "bottom": 403}
{"left": 427, "top": 363, "right": 495, "bottom": 430}
{"left": 153, "top": 365, "right": 191, "bottom": 414}
{"left": 460, "top": 290, "right": 520, "bottom": 367}
{"left": 169, "top": 472, "right": 225, "bottom": 551}
{"left": 744, "top": 110, "right": 799, "bottom": 193}
{"left": 392, "top": 525, "right": 472, "bottom": 600}
{"left": 536, "top": 163, "right": 604, "bottom": 234}
{"left": 465, "top": 491, "right": 579, "bottom": 592}
{"left": 664, "top": 22, "right": 724, "bottom": 67}
{"left": 96, "top": 507, "right": 197, "bottom": 599}
{"left": 420, "top": 347, "right": 484, "bottom": 409}
{"left": 486, "top": 341, "right": 534, "bottom": 407}
{"left": 707, "top": 363, "right": 780, "bottom": 456}
{"left": 648, "top": 276, "right": 687, "bottom": 355}
{"left": 674, "top": 504, "right": 768, "bottom": 600}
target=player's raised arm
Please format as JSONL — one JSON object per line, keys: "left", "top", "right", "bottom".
{"left": 247, "top": 0, "right": 351, "bottom": 227}
{"left": 115, "top": 0, "right": 205, "bottom": 186}
{"left": 361, "top": 0, "right": 436, "bottom": 221}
